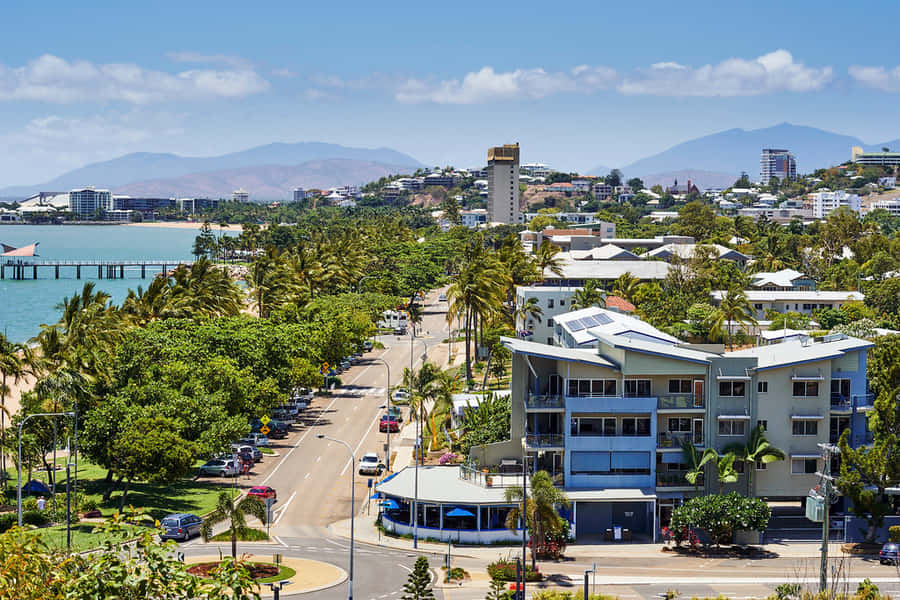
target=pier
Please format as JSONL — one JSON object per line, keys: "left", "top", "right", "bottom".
{"left": 0, "top": 259, "right": 194, "bottom": 280}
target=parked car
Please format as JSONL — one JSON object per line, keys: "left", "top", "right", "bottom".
{"left": 241, "top": 433, "right": 269, "bottom": 447}
{"left": 393, "top": 326, "right": 407, "bottom": 336}
{"left": 271, "top": 409, "right": 296, "bottom": 424}
{"left": 386, "top": 406, "right": 403, "bottom": 422}
{"left": 268, "top": 419, "right": 290, "bottom": 433}
{"left": 880, "top": 542, "right": 900, "bottom": 564}
{"left": 160, "top": 513, "right": 203, "bottom": 541}
{"left": 340, "top": 360, "right": 351, "bottom": 371}
{"left": 363, "top": 340, "right": 373, "bottom": 351}
{"left": 358, "top": 452, "right": 383, "bottom": 476}
{"left": 250, "top": 420, "right": 287, "bottom": 438}
{"left": 247, "top": 486, "right": 277, "bottom": 501}
{"left": 392, "top": 389, "right": 410, "bottom": 403}
{"left": 231, "top": 444, "right": 261, "bottom": 462}
{"left": 379, "top": 414, "right": 400, "bottom": 433}
{"left": 198, "top": 459, "right": 238, "bottom": 477}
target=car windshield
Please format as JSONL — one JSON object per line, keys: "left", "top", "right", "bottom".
{"left": 161, "top": 518, "right": 178, "bottom": 528}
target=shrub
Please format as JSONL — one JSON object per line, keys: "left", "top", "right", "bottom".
{"left": 0, "top": 513, "right": 16, "bottom": 533}
{"left": 22, "top": 510, "right": 49, "bottom": 527}
{"left": 439, "top": 452, "right": 458, "bottom": 465}
{"left": 774, "top": 582, "right": 800, "bottom": 600}
{"left": 22, "top": 497, "right": 38, "bottom": 512}
{"left": 487, "top": 558, "right": 541, "bottom": 582}
{"left": 80, "top": 497, "right": 100, "bottom": 513}
{"left": 856, "top": 578, "right": 880, "bottom": 600}
{"left": 889, "top": 526, "right": 900, "bottom": 543}
{"left": 670, "top": 493, "right": 770, "bottom": 547}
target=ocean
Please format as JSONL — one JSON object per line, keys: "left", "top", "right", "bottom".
{"left": 0, "top": 225, "right": 232, "bottom": 343}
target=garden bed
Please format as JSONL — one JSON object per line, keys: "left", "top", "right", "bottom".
{"left": 841, "top": 542, "right": 882, "bottom": 555}
{"left": 188, "top": 561, "right": 295, "bottom": 583}
{"left": 661, "top": 545, "right": 778, "bottom": 558}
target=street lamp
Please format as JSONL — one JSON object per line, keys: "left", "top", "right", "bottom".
{"left": 266, "top": 580, "right": 293, "bottom": 600}
{"left": 318, "top": 434, "right": 355, "bottom": 600}
{"left": 18, "top": 411, "right": 75, "bottom": 527}
{"left": 357, "top": 274, "right": 377, "bottom": 296}
{"left": 369, "top": 357, "right": 392, "bottom": 471}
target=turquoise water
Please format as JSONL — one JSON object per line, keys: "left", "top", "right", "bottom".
{"left": 0, "top": 225, "right": 227, "bottom": 342}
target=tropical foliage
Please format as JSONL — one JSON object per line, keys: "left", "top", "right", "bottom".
{"left": 505, "top": 470, "right": 570, "bottom": 565}
{"left": 670, "top": 493, "right": 771, "bottom": 547}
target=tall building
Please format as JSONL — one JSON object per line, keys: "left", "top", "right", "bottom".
{"left": 292, "top": 188, "right": 307, "bottom": 202}
{"left": 487, "top": 143, "right": 520, "bottom": 224}
{"left": 809, "top": 190, "right": 861, "bottom": 219}
{"left": 760, "top": 149, "right": 796, "bottom": 184}
{"left": 232, "top": 189, "right": 249, "bottom": 203}
{"left": 69, "top": 188, "right": 111, "bottom": 218}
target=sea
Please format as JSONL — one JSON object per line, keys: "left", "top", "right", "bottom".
{"left": 0, "top": 225, "right": 231, "bottom": 343}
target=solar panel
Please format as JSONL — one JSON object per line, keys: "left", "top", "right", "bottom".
{"left": 580, "top": 316, "right": 599, "bottom": 327}
{"left": 593, "top": 313, "right": 612, "bottom": 325}
{"left": 567, "top": 319, "right": 588, "bottom": 332}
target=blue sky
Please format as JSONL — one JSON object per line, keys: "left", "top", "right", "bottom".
{"left": 2, "top": 0, "right": 900, "bottom": 184}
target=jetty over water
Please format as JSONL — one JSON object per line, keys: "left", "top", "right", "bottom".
{"left": 0, "top": 259, "right": 194, "bottom": 280}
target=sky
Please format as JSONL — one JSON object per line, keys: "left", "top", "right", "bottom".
{"left": 2, "top": 0, "right": 900, "bottom": 184}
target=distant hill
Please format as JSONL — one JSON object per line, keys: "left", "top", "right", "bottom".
{"left": 112, "top": 159, "right": 415, "bottom": 199}
{"left": 640, "top": 170, "right": 740, "bottom": 191}
{"left": 589, "top": 123, "right": 900, "bottom": 182}
{"left": 0, "top": 142, "right": 423, "bottom": 197}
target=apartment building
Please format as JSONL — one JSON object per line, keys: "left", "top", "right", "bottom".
{"left": 851, "top": 146, "right": 900, "bottom": 167}
{"left": 69, "top": 188, "right": 111, "bottom": 218}
{"left": 712, "top": 290, "right": 864, "bottom": 321}
{"left": 760, "top": 149, "right": 797, "bottom": 184}
{"left": 809, "top": 190, "right": 861, "bottom": 219}
{"left": 487, "top": 143, "right": 520, "bottom": 224}
{"left": 592, "top": 182, "right": 612, "bottom": 200}
{"left": 471, "top": 306, "right": 873, "bottom": 540}
{"left": 177, "top": 197, "right": 220, "bottom": 214}
{"left": 110, "top": 196, "right": 177, "bottom": 219}
{"left": 293, "top": 188, "right": 307, "bottom": 202}
{"left": 865, "top": 198, "right": 900, "bottom": 218}
{"left": 232, "top": 189, "right": 249, "bottom": 203}
{"left": 514, "top": 287, "right": 640, "bottom": 346}
{"left": 750, "top": 269, "right": 815, "bottom": 291}
{"left": 521, "top": 162, "right": 553, "bottom": 178}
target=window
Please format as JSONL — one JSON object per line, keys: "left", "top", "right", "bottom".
{"left": 718, "top": 420, "right": 746, "bottom": 436}
{"left": 668, "top": 418, "right": 692, "bottom": 432}
{"left": 755, "top": 460, "right": 767, "bottom": 470}
{"left": 621, "top": 417, "right": 651, "bottom": 437}
{"left": 758, "top": 381, "right": 768, "bottom": 393}
{"left": 570, "top": 417, "right": 616, "bottom": 436}
{"left": 792, "top": 420, "right": 819, "bottom": 436}
{"left": 570, "top": 451, "right": 650, "bottom": 475}
{"left": 624, "top": 379, "right": 651, "bottom": 398}
{"left": 719, "top": 381, "right": 746, "bottom": 397}
{"left": 734, "top": 461, "right": 745, "bottom": 474}
{"left": 831, "top": 379, "right": 850, "bottom": 399}
{"left": 567, "top": 379, "right": 617, "bottom": 397}
{"left": 548, "top": 299, "right": 554, "bottom": 309}
{"left": 547, "top": 318, "right": 554, "bottom": 327}
{"left": 559, "top": 299, "right": 565, "bottom": 306}
{"left": 757, "top": 420, "right": 768, "bottom": 432}
{"left": 793, "top": 381, "right": 819, "bottom": 397}
{"left": 668, "top": 379, "right": 692, "bottom": 394}
{"left": 791, "top": 458, "right": 817, "bottom": 475}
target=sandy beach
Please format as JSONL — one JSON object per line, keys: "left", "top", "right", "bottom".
{"left": 124, "top": 221, "right": 223, "bottom": 231}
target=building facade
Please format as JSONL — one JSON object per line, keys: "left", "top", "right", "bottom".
{"left": 232, "top": 189, "right": 249, "bottom": 203}
{"left": 69, "top": 188, "right": 111, "bottom": 218}
{"left": 760, "top": 149, "right": 797, "bottom": 185}
{"left": 293, "top": 188, "right": 307, "bottom": 202}
{"left": 487, "top": 143, "right": 520, "bottom": 224}
{"left": 809, "top": 190, "right": 861, "bottom": 219}
{"left": 852, "top": 146, "right": 900, "bottom": 167}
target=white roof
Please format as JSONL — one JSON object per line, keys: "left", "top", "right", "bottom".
{"left": 556, "top": 307, "right": 679, "bottom": 346}
{"left": 570, "top": 245, "right": 639, "bottom": 261}
{"left": 551, "top": 255, "right": 670, "bottom": 281}
{"left": 751, "top": 269, "right": 807, "bottom": 288}
{"left": 377, "top": 466, "right": 517, "bottom": 505}
{"left": 592, "top": 331, "right": 716, "bottom": 364}
{"left": 759, "top": 328, "right": 810, "bottom": 341}
{"left": 726, "top": 336, "right": 873, "bottom": 370}
{"left": 712, "top": 290, "right": 864, "bottom": 303}
{"left": 451, "top": 391, "right": 510, "bottom": 413}
{"left": 565, "top": 488, "right": 656, "bottom": 502}
{"left": 646, "top": 243, "right": 748, "bottom": 262}
{"left": 19, "top": 192, "right": 70, "bottom": 209}
{"left": 502, "top": 336, "right": 618, "bottom": 369}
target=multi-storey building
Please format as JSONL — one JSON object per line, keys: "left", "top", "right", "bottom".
{"left": 712, "top": 289, "right": 864, "bottom": 321}
{"left": 293, "top": 188, "right": 307, "bottom": 202}
{"left": 520, "top": 162, "right": 553, "bottom": 178}
{"left": 232, "top": 189, "right": 249, "bottom": 203}
{"left": 852, "top": 146, "right": 900, "bottom": 167}
{"left": 177, "top": 197, "right": 220, "bottom": 214}
{"left": 468, "top": 307, "right": 873, "bottom": 541}
{"left": 760, "top": 149, "right": 797, "bottom": 185}
{"left": 865, "top": 198, "right": 900, "bottom": 218}
{"left": 69, "top": 188, "right": 111, "bottom": 218}
{"left": 487, "top": 143, "right": 520, "bottom": 224}
{"left": 592, "top": 182, "right": 612, "bottom": 200}
{"left": 110, "top": 196, "right": 177, "bottom": 219}
{"left": 808, "top": 190, "right": 861, "bottom": 219}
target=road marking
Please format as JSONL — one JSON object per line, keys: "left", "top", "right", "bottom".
{"left": 397, "top": 563, "right": 412, "bottom": 573}
{"left": 317, "top": 456, "right": 322, "bottom": 462}
{"left": 273, "top": 491, "right": 296, "bottom": 525}
{"left": 340, "top": 410, "right": 383, "bottom": 477}
{"left": 273, "top": 535, "right": 287, "bottom": 547}
{"left": 304, "top": 473, "right": 310, "bottom": 479}
{"left": 325, "top": 538, "right": 349, "bottom": 550}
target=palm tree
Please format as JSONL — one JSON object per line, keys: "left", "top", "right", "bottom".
{"left": 611, "top": 272, "right": 640, "bottom": 305}
{"left": 505, "top": 470, "right": 569, "bottom": 568}
{"left": 515, "top": 297, "right": 543, "bottom": 332}
{"left": 724, "top": 424, "right": 785, "bottom": 494}
{"left": 713, "top": 451, "right": 739, "bottom": 493}
{"left": 710, "top": 287, "right": 757, "bottom": 349}
{"left": 534, "top": 240, "right": 564, "bottom": 281}
{"left": 0, "top": 335, "right": 26, "bottom": 485}
{"left": 569, "top": 280, "right": 606, "bottom": 311}
{"left": 407, "top": 304, "right": 424, "bottom": 336}
{"left": 681, "top": 441, "right": 714, "bottom": 491}
{"left": 201, "top": 491, "right": 267, "bottom": 558}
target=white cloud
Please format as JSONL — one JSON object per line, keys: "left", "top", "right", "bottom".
{"left": 848, "top": 65, "right": 900, "bottom": 92}
{"left": 617, "top": 50, "right": 832, "bottom": 97}
{"left": 0, "top": 54, "right": 269, "bottom": 104}
{"left": 395, "top": 65, "right": 617, "bottom": 104}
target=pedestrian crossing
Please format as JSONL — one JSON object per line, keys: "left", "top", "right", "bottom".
{"left": 332, "top": 386, "right": 387, "bottom": 398}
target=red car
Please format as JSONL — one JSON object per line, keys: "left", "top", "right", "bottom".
{"left": 379, "top": 414, "right": 400, "bottom": 433}
{"left": 247, "top": 486, "right": 277, "bottom": 501}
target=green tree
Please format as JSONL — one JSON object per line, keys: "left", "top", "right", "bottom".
{"left": 0, "top": 334, "right": 28, "bottom": 482}
{"left": 485, "top": 575, "right": 507, "bottom": 600}
{"left": 401, "top": 556, "right": 435, "bottom": 600}
{"left": 723, "top": 424, "right": 785, "bottom": 495}
{"left": 611, "top": 272, "right": 640, "bottom": 304}
{"left": 604, "top": 169, "right": 622, "bottom": 187}
{"left": 460, "top": 393, "right": 510, "bottom": 455}
{"left": 670, "top": 493, "right": 770, "bottom": 547}
{"left": 865, "top": 278, "right": 900, "bottom": 317}
{"left": 626, "top": 177, "right": 644, "bottom": 193}
{"left": 569, "top": 280, "right": 606, "bottom": 311}
{"left": 710, "top": 288, "right": 757, "bottom": 349}
{"left": 515, "top": 297, "right": 543, "bottom": 331}
{"left": 673, "top": 201, "right": 718, "bottom": 241}
{"left": 534, "top": 240, "right": 564, "bottom": 281}
{"left": 202, "top": 491, "right": 267, "bottom": 559}
{"left": 681, "top": 440, "right": 713, "bottom": 491}
{"left": 505, "top": 470, "right": 570, "bottom": 568}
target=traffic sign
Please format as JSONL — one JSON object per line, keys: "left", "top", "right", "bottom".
{"left": 260, "top": 415, "right": 270, "bottom": 425}
{"left": 260, "top": 425, "right": 270, "bottom": 435}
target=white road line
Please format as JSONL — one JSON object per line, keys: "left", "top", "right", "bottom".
{"left": 317, "top": 456, "right": 322, "bottom": 462}
{"left": 325, "top": 537, "right": 349, "bottom": 550}
{"left": 273, "top": 491, "right": 296, "bottom": 525}
{"left": 273, "top": 535, "right": 288, "bottom": 547}
{"left": 304, "top": 473, "right": 310, "bottom": 479}
{"left": 397, "top": 563, "right": 412, "bottom": 573}
{"left": 340, "top": 412, "right": 382, "bottom": 477}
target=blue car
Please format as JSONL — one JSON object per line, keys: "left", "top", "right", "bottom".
{"left": 880, "top": 542, "right": 899, "bottom": 564}
{"left": 160, "top": 513, "right": 203, "bottom": 541}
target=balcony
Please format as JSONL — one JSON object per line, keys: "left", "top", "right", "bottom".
{"left": 657, "top": 395, "right": 705, "bottom": 411}
{"left": 525, "top": 434, "right": 565, "bottom": 449}
{"left": 525, "top": 393, "right": 565, "bottom": 411}
{"left": 657, "top": 471, "right": 701, "bottom": 488}
{"left": 657, "top": 431, "right": 702, "bottom": 449}
{"left": 854, "top": 394, "right": 875, "bottom": 412}
{"left": 830, "top": 394, "right": 852, "bottom": 411}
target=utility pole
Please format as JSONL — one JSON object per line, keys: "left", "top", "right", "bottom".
{"left": 813, "top": 443, "right": 839, "bottom": 595}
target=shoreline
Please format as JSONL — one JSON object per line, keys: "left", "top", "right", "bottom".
{"left": 124, "top": 221, "right": 227, "bottom": 231}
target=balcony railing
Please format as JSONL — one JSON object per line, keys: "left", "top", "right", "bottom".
{"left": 657, "top": 432, "right": 702, "bottom": 448}
{"left": 658, "top": 395, "right": 704, "bottom": 410}
{"left": 525, "top": 434, "right": 565, "bottom": 448}
{"left": 526, "top": 393, "right": 565, "bottom": 410}
{"left": 657, "top": 471, "right": 700, "bottom": 487}
{"left": 854, "top": 393, "right": 875, "bottom": 409}
{"left": 830, "top": 394, "right": 851, "bottom": 410}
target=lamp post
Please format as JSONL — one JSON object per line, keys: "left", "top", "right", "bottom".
{"left": 369, "top": 356, "right": 392, "bottom": 471}
{"left": 267, "top": 580, "right": 293, "bottom": 600}
{"left": 17, "top": 411, "right": 75, "bottom": 527}
{"left": 357, "top": 274, "right": 377, "bottom": 296}
{"left": 318, "top": 434, "right": 355, "bottom": 600}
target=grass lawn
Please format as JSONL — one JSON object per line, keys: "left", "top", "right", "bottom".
{"left": 211, "top": 527, "right": 268, "bottom": 542}
{"left": 257, "top": 564, "right": 296, "bottom": 584}
{"left": 260, "top": 448, "right": 275, "bottom": 455}
{"left": 4, "top": 457, "right": 238, "bottom": 551}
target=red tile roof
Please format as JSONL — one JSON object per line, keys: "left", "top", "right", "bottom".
{"left": 605, "top": 295, "right": 635, "bottom": 313}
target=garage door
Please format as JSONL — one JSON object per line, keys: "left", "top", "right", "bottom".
{"left": 575, "top": 502, "right": 611, "bottom": 536}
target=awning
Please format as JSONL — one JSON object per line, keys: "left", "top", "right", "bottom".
{"left": 791, "top": 415, "right": 825, "bottom": 420}
{"left": 791, "top": 375, "right": 824, "bottom": 381}
{"left": 791, "top": 454, "right": 821, "bottom": 459}
{"left": 717, "top": 414, "right": 751, "bottom": 420}
{"left": 716, "top": 375, "right": 752, "bottom": 381}
{"left": 566, "top": 488, "right": 657, "bottom": 502}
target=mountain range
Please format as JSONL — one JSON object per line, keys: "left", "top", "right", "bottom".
{"left": 0, "top": 142, "right": 423, "bottom": 199}
{"left": 591, "top": 123, "right": 900, "bottom": 189}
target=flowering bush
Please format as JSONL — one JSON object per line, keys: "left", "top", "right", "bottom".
{"left": 439, "top": 452, "right": 458, "bottom": 465}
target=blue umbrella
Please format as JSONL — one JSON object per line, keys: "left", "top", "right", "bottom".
{"left": 446, "top": 507, "right": 474, "bottom": 543}
{"left": 379, "top": 499, "right": 399, "bottom": 510}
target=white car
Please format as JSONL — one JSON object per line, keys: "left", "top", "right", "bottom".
{"left": 438, "top": 293, "right": 447, "bottom": 302}
{"left": 392, "top": 389, "right": 410, "bottom": 403}
{"left": 358, "top": 452, "right": 383, "bottom": 476}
